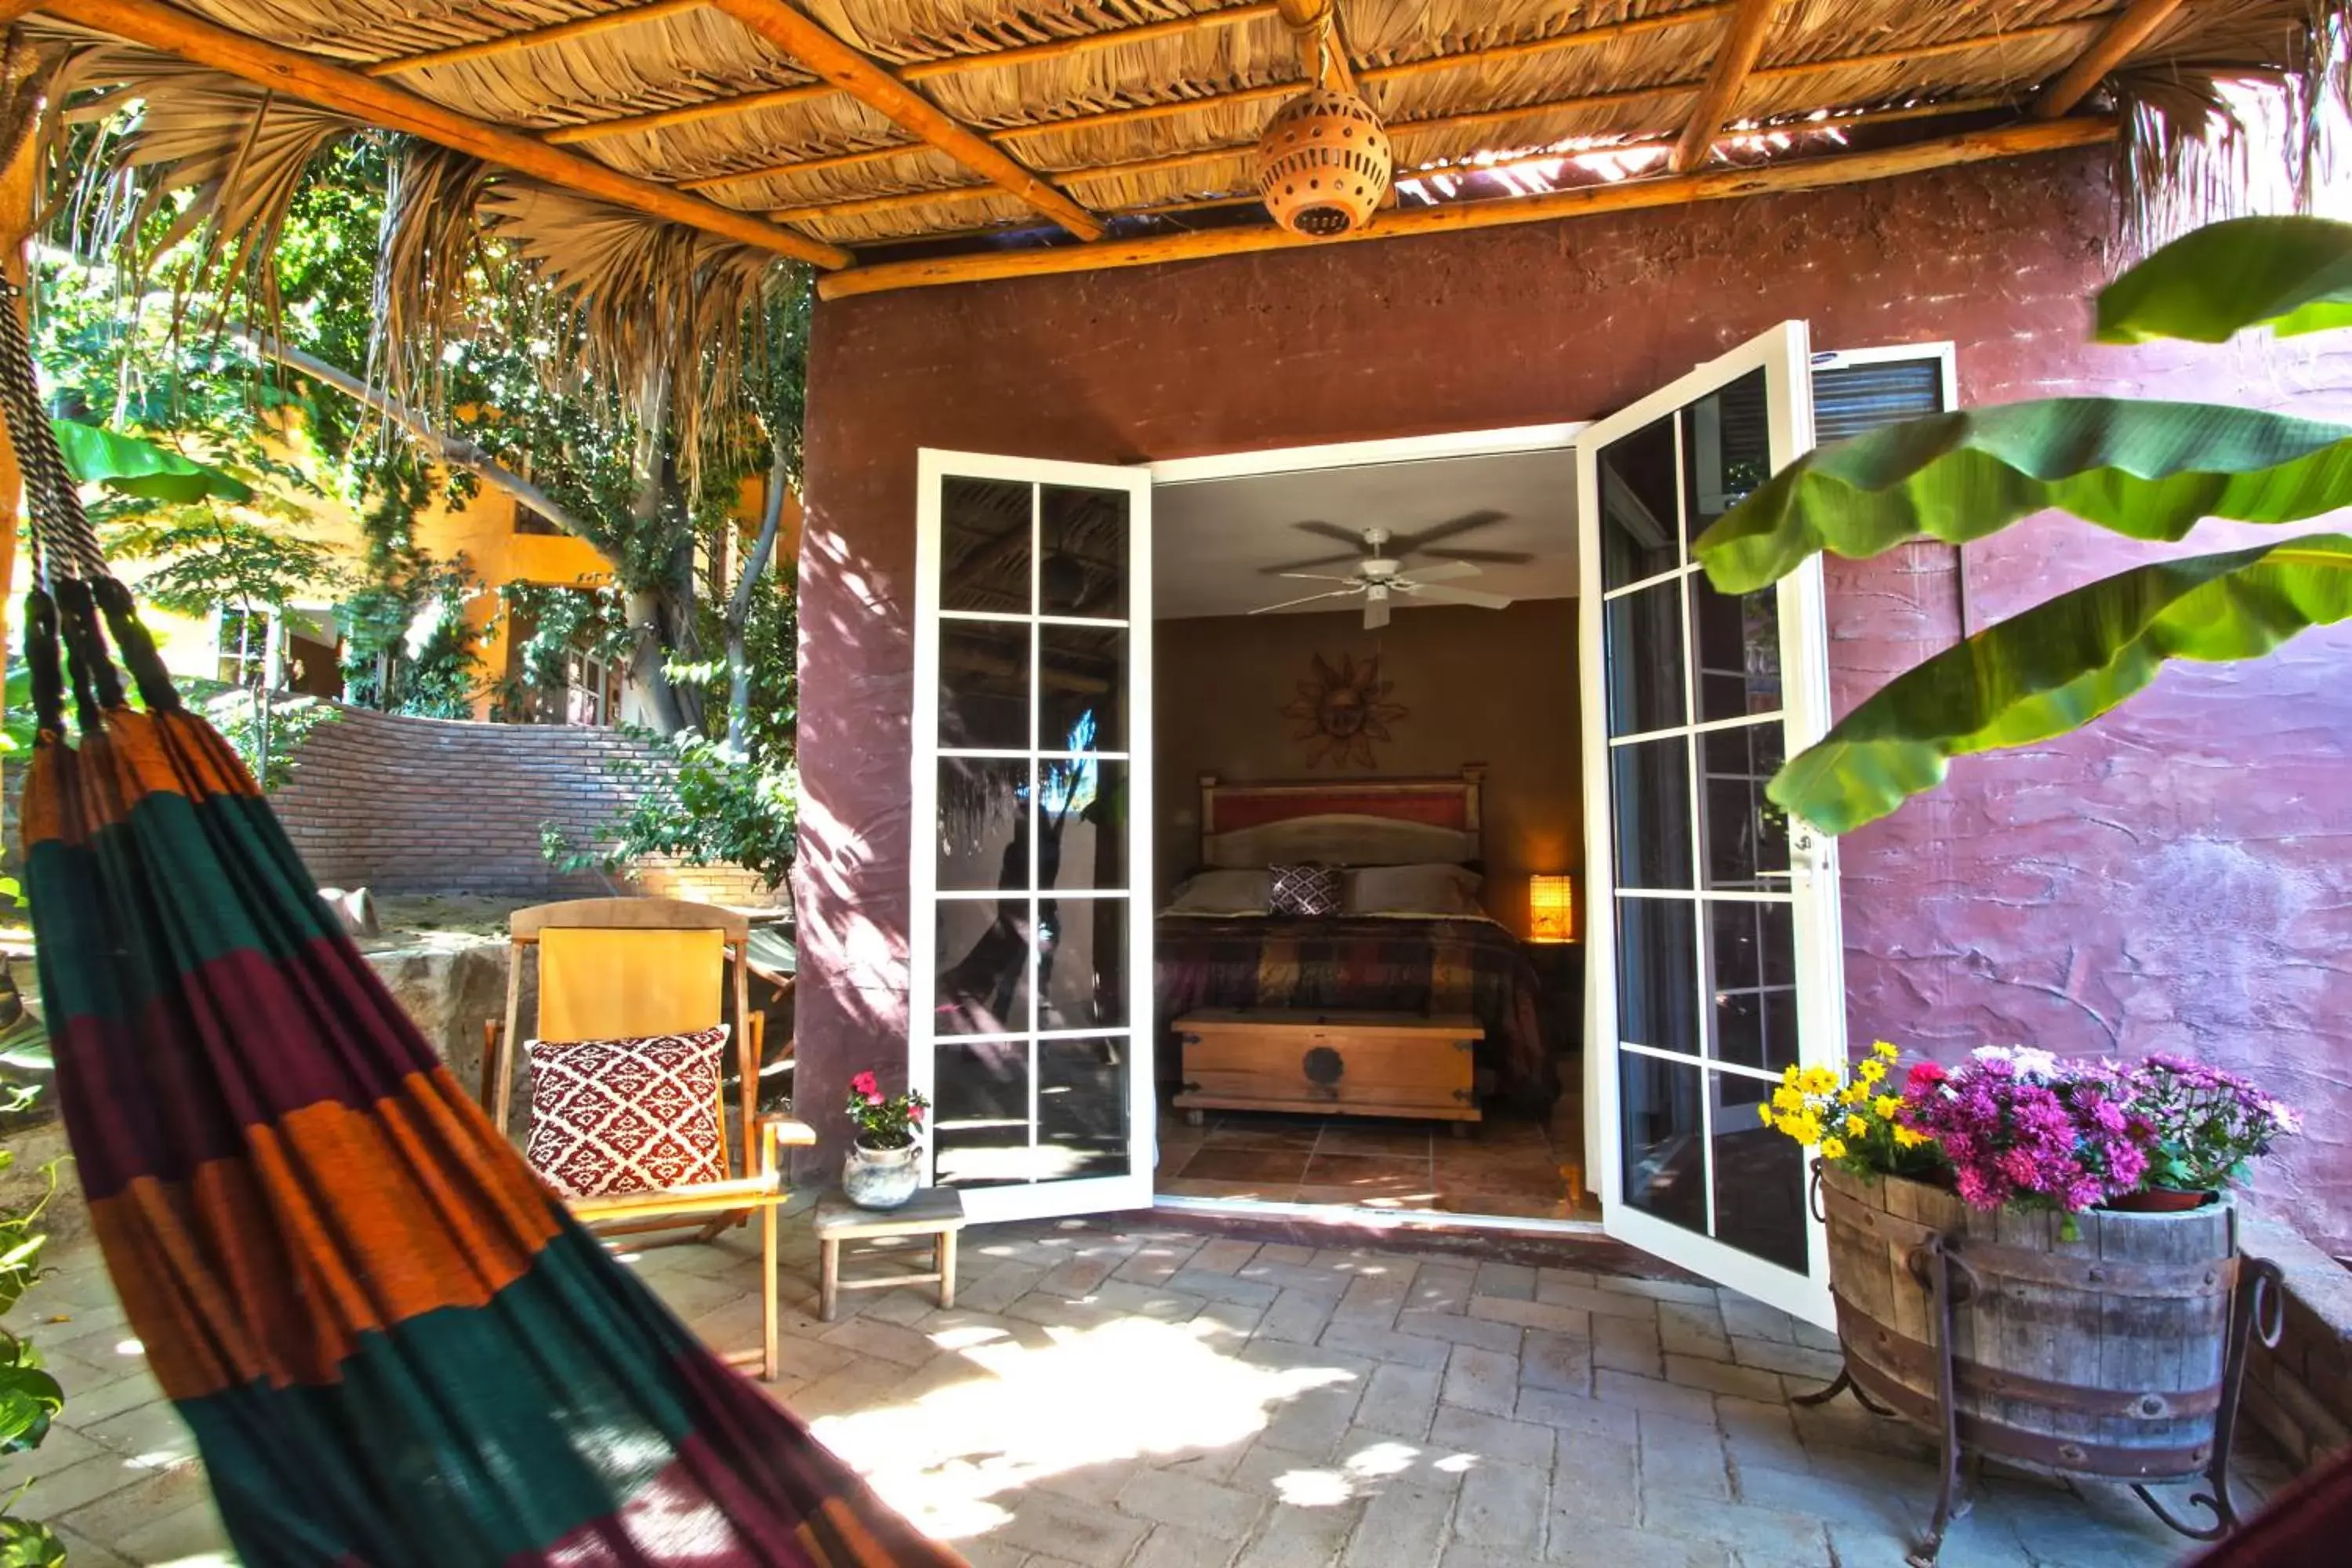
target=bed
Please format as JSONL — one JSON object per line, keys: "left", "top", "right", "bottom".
{"left": 1154, "top": 768, "right": 1557, "bottom": 1114}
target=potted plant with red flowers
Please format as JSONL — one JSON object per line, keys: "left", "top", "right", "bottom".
{"left": 843, "top": 1072, "right": 929, "bottom": 1210}
{"left": 2112, "top": 1054, "right": 2302, "bottom": 1212}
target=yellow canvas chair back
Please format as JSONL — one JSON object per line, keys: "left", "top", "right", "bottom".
{"left": 538, "top": 926, "right": 726, "bottom": 1042}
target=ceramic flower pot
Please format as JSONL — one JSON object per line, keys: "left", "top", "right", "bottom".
{"left": 844, "top": 1141, "right": 920, "bottom": 1210}
{"left": 2103, "top": 1185, "right": 2218, "bottom": 1213}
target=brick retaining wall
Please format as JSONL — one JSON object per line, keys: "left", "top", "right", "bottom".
{"left": 271, "top": 705, "right": 779, "bottom": 903}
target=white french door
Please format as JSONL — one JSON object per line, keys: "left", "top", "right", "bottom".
{"left": 1576, "top": 323, "right": 1846, "bottom": 1328}
{"left": 909, "top": 450, "right": 1156, "bottom": 1222}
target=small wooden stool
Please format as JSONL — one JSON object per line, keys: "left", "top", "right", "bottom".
{"left": 814, "top": 1188, "right": 967, "bottom": 1323}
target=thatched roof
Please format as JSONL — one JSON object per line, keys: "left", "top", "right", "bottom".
{"left": 23, "top": 0, "right": 2344, "bottom": 303}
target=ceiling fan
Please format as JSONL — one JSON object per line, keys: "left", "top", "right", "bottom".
{"left": 1251, "top": 515, "right": 1523, "bottom": 630}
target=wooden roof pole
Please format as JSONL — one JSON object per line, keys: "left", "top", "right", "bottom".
{"left": 42, "top": 0, "right": 854, "bottom": 267}
{"left": 818, "top": 117, "right": 2116, "bottom": 299}
{"left": 2034, "top": 0, "right": 2187, "bottom": 116}
{"left": 1276, "top": 0, "right": 1354, "bottom": 95}
{"left": 704, "top": 0, "right": 1105, "bottom": 241}
{"left": 1672, "top": 0, "right": 1780, "bottom": 172}
{"left": 365, "top": 0, "right": 710, "bottom": 78}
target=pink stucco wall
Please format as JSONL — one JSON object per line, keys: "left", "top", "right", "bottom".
{"left": 798, "top": 147, "right": 2352, "bottom": 1250}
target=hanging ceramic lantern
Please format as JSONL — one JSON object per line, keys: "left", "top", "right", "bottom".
{"left": 1254, "top": 85, "right": 1392, "bottom": 238}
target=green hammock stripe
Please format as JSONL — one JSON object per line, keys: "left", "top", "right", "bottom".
{"left": 179, "top": 1222, "right": 710, "bottom": 1563}
{"left": 29, "top": 786, "right": 344, "bottom": 1029}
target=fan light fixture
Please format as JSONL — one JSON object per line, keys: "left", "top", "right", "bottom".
{"left": 1254, "top": 84, "right": 1392, "bottom": 238}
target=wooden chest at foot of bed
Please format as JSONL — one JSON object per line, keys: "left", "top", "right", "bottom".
{"left": 1173, "top": 1011, "right": 1483, "bottom": 1124}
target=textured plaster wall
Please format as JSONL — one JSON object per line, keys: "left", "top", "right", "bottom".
{"left": 798, "top": 147, "right": 2352, "bottom": 1248}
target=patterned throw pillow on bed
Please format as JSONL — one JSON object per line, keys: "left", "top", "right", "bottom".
{"left": 1268, "top": 862, "right": 1343, "bottom": 916}
{"left": 525, "top": 1025, "right": 731, "bottom": 1199}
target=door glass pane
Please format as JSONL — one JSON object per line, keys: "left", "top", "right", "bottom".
{"left": 935, "top": 901, "right": 1030, "bottom": 1036}
{"left": 942, "top": 478, "right": 1032, "bottom": 614}
{"left": 938, "top": 758, "right": 1028, "bottom": 893}
{"left": 1700, "top": 723, "right": 1788, "bottom": 890}
{"left": 1604, "top": 581, "right": 1686, "bottom": 736}
{"left": 1711, "top": 1071, "right": 1808, "bottom": 1271}
{"left": 1621, "top": 1052, "right": 1704, "bottom": 1232}
{"left": 1616, "top": 898, "right": 1697, "bottom": 1054}
{"left": 1689, "top": 573, "right": 1781, "bottom": 721}
{"left": 1040, "top": 1036, "right": 1131, "bottom": 1181}
{"left": 1611, "top": 737, "right": 1693, "bottom": 891}
{"left": 1681, "top": 368, "right": 1770, "bottom": 547}
{"left": 1040, "top": 623, "right": 1128, "bottom": 752}
{"left": 1044, "top": 759, "right": 1127, "bottom": 891}
{"left": 940, "top": 620, "right": 1030, "bottom": 749}
{"left": 1599, "top": 416, "right": 1681, "bottom": 590}
{"left": 1040, "top": 486, "right": 1129, "bottom": 618}
{"left": 1709, "top": 901, "right": 1797, "bottom": 1072}
{"left": 1039, "top": 896, "right": 1128, "bottom": 1031}
{"left": 934, "top": 1040, "right": 1030, "bottom": 1188}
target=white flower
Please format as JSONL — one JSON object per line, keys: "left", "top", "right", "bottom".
{"left": 1970, "top": 1044, "right": 2063, "bottom": 1082}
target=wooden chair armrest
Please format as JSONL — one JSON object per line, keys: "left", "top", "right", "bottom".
{"left": 757, "top": 1112, "right": 818, "bottom": 1178}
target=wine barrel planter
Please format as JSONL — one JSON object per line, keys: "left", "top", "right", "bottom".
{"left": 1820, "top": 1164, "right": 2240, "bottom": 1479}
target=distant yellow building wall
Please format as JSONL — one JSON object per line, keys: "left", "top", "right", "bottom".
{"left": 412, "top": 491, "right": 613, "bottom": 719}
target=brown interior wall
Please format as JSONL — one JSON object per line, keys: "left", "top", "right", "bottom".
{"left": 798, "top": 146, "right": 2352, "bottom": 1251}
{"left": 1153, "top": 601, "right": 1581, "bottom": 935}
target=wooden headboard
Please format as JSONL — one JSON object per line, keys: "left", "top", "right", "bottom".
{"left": 1197, "top": 767, "right": 1486, "bottom": 869}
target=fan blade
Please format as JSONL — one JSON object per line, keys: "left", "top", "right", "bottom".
{"left": 1365, "top": 596, "right": 1391, "bottom": 630}
{"left": 1424, "top": 547, "right": 1536, "bottom": 565}
{"left": 1259, "top": 550, "right": 1367, "bottom": 575}
{"left": 1294, "top": 520, "right": 1370, "bottom": 550}
{"left": 1250, "top": 589, "right": 1362, "bottom": 615}
{"left": 1392, "top": 509, "right": 1507, "bottom": 556}
{"left": 1277, "top": 572, "right": 1365, "bottom": 583}
{"left": 1405, "top": 560, "right": 1483, "bottom": 583}
{"left": 1402, "top": 583, "right": 1513, "bottom": 610}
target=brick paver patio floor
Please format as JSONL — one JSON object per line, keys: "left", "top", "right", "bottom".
{"left": 1, "top": 1206, "right": 2293, "bottom": 1566}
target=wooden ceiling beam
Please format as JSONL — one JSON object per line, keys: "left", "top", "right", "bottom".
{"left": 2034, "top": 0, "right": 2187, "bottom": 116}
{"left": 42, "top": 0, "right": 855, "bottom": 267}
{"left": 819, "top": 117, "right": 2116, "bottom": 299}
{"left": 1672, "top": 0, "right": 1780, "bottom": 172}
{"left": 364, "top": 0, "right": 709, "bottom": 78}
{"left": 705, "top": 0, "right": 1103, "bottom": 240}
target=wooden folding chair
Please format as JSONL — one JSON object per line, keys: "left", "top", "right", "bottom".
{"left": 483, "top": 897, "right": 814, "bottom": 1379}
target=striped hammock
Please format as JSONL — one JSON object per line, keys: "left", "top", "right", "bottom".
{"left": 7, "top": 288, "right": 960, "bottom": 1565}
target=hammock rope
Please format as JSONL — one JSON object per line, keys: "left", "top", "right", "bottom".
{"left": 6, "top": 281, "right": 959, "bottom": 1566}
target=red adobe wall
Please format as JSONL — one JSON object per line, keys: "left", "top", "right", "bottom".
{"left": 799, "top": 147, "right": 2352, "bottom": 1249}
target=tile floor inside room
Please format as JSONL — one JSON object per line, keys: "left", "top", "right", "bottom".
{"left": 1156, "top": 1096, "right": 1595, "bottom": 1223}
{"left": 2, "top": 1203, "right": 2291, "bottom": 1567}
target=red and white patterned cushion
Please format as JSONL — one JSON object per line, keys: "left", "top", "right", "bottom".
{"left": 524, "top": 1025, "right": 730, "bottom": 1199}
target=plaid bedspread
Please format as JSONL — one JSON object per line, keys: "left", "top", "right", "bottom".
{"left": 1155, "top": 915, "right": 1557, "bottom": 1110}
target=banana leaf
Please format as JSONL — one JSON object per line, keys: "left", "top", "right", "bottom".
{"left": 51, "top": 419, "right": 252, "bottom": 505}
{"left": 2096, "top": 216, "right": 2352, "bottom": 343}
{"left": 1769, "top": 535, "right": 2352, "bottom": 833}
{"left": 1695, "top": 399, "right": 2352, "bottom": 594}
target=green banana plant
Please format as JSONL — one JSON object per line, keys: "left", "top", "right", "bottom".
{"left": 49, "top": 418, "right": 253, "bottom": 505}
{"left": 1693, "top": 215, "right": 2352, "bottom": 834}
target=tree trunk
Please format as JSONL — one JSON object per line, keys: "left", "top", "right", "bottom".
{"left": 622, "top": 366, "right": 692, "bottom": 735}
{"left": 724, "top": 444, "right": 789, "bottom": 760}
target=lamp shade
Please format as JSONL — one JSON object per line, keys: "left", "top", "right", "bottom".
{"left": 1529, "top": 874, "right": 1576, "bottom": 943}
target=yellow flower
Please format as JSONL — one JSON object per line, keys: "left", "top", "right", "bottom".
{"left": 1791, "top": 1114, "right": 1823, "bottom": 1147}
{"left": 1893, "top": 1126, "right": 1930, "bottom": 1149}
{"left": 1857, "top": 1058, "right": 1887, "bottom": 1086}
{"left": 1771, "top": 1085, "right": 1802, "bottom": 1112}
{"left": 1875, "top": 1094, "right": 1902, "bottom": 1120}
{"left": 1798, "top": 1066, "right": 1838, "bottom": 1097}
{"left": 1758, "top": 1103, "right": 1775, "bottom": 1127}
{"left": 1838, "top": 1083, "right": 1865, "bottom": 1105}
{"left": 1820, "top": 1136, "right": 1848, "bottom": 1161}
{"left": 1873, "top": 1040, "right": 1900, "bottom": 1061}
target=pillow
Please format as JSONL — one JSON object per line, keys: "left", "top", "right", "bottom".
{"left": 1348, "top": 862, "right": 1486, "bottom": 917}
{"left": 1166, "top": 868, "right": 1273, "bottom": 914}
{"left": 1268, "top": 862, "right": 1343, "bottom": 917}
{"left": 525, "top": 1025, "right": 731, "bottom": 1200}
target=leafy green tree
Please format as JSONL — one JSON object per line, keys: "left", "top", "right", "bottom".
{"left": 1693, "top": 216, "right": 2352, "bottom": 835}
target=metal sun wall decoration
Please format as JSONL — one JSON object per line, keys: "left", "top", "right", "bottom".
{"left": 1283, "top": 652, "right": 1407, "bottom": 769}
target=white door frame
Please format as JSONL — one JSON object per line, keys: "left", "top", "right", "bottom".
{"left": 1576, "top": 321, "right": 1845, "bottom": 1328}
{"left": 911, "top": 448, "right": 1157, "bottom": 1223}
